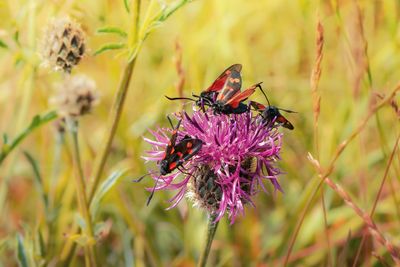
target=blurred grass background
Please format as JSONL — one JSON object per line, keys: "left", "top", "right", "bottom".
{"left": 0, "top": 0, "right": 399, "bottom": 266}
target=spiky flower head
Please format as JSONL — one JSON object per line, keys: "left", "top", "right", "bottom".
{"left": 40, "top": 17, "right": 86, "bottom": 73}
{"left": 143, "top": 108, "right": 283, "bottom": 223}
{"left": 50, "top": 74, "right": 99, "bottom": 118}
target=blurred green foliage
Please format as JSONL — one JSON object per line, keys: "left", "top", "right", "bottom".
{"left": 0, "top": 0, "right": 399, "bottom": 266}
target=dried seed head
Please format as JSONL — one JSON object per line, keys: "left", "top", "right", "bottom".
{"left": 187, "top": 157, "right": 258, "bottom": 214}
{"left": 54, "top": 118, "right": 66, "bottom": 134}
{"left": 50, "top": 75, "right": 99, "bottom": 118}
{"left": 187, "top": 165, "right": 222, "bottom": 213}
{"left": 40, "top": 17, "right": 86, "bottom": 73}
{"left": 238, "top": 157, "right": 258, "bottom": 198}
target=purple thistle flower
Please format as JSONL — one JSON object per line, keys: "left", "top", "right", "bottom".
{"left": 143, "top": 107, "right": 283, "bottom": 223}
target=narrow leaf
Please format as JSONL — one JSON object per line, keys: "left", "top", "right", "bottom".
{"left": 122, "top": 229, "right": 134, "bottom": 267}
{"left": 75, "top": 213, "right": 87, "bottom": 231}
{"left": 97, "top": 27, "right": 127, "bottom": 38}
{"left": 337, "top": 230, "right": 352, "bottom": 266}
{"left": 0, "top": 111, "right": 57, "bottom": 165}
{"left": 90, "top": 168, "right": 130, "bottom": 218}
{"left": 24, "top": 151, "right": 49, "bottom": 210}
{"left": 13, "top": 31, "right": 20, "bottom": 46}
{"left": 93, "top": 43, "right": 125, "bottom": 56}
{"left": 159, "top": 0, "right": 192, "bottom": 22}
{"left": 123, "top": 0, "right": 130, "bottom": 13}
{"left": 16, "top": 234, "right": 29, "bottom": 267}
{"left": 2, "top": 134, "right": 8, "bottom": 145}
{"left": 38, "top": 230, "right": 46, "bottom": 257}
{"left": 0, "top": 39, "right": 8, "bottom": 49}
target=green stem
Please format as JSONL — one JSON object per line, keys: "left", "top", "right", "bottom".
{"left": 88, "top": 0, "right": 141, "bottom": 204}
{"left": 69, "top": 120, "right": 98, "bottom": 267}
{"left": 63, "top": 3, "right": 141, "bottom": 265}
{"left": 88, "top": 57, "right": 137, "bottom": 203}
{"left": 198, "top": 214, "right": 219, "bottom": 267}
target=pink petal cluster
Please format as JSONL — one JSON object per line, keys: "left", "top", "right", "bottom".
{"left": 143, "top": 107, "right": 283, "bottom": 223}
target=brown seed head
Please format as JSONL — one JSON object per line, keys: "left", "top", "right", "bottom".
{"left": 40, "top": 17, "right": 86, "bottom": 73}
{"left": 50, "top": 75, "right": 99, "bottom": 118}
{"left": 186, "top": 157, "right": 258, "bottom": 213}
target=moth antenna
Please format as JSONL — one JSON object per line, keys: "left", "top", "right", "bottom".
{"left": 278, "top": 107, "right": 297, "bottom": 113}
{"left": 256, "top": 83, "right": 271, "bottom": 106}
{"left": 146, "top": 175, "right": 161, "bottom": 206}
{"left": 132, "top": 170, "right": 158, "bottom": 183}
{"left": 167, "top": 115, "right": 174, "bottom": 129}
{"left": 165, "top": 95, "right": 196, "bottom": 102}
{"left": 132, "top": 173, "right": 149, "bottom": 183}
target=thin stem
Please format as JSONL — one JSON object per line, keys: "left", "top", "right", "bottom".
{"left": 321, "top": 189, "right": 332, "bottom": 267}
{"left": 46, "top": 130, "right": 64, "bottom": 258}
{"left": 198, "top": 214, "right": 219, "bottom": 267}
{"left": 88, "top": 57, "right": 137, "bottom": 203}
{"left": 283, "top": 85, "right": 399, "bottom": 266}
{"left": 352, "top": 134, "right": 400, "bottom": 267}
{"left": 69, "top": 120, "right": 98, "bottom": 267}
{"left": 88, "top": 0, "right": 141, "bottom": 203}
{"left": 307, "top": 153, "right": 400, "bottom": 265}
{"left": 62, "top": 2, "right": 141, "bottom": 264}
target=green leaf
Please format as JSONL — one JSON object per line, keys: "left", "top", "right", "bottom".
{"left": 75, "top": 213, "right": 87, "bottom": 231}
{"left": 0, "top": 111, "right": 57, "bottom": 165}
{"left": 123, "top": 0, "right": 130, "bottom": 13}
{"left": 159, "top": 0, "right": 192, "bottom": 22}
{"left": 13, "top": 31, "right": 20, "bottom": 46}
{"left": 337, "top": 231, "right": 352, "bottom": 266}
{"left": 38, "top": 230, "right": 46, "bottom": 257}
{"left": 97, "top": 27, "right": 127, "bottom": 38}
{"left": 93, "top": 43, "right": 126, "bottom": 56}
{"left": 2, "top": 134, "right": 8, "bottom": 145}
{"left": 0, "top": 39, "right": 8, "bottom": 49}
{"left": 16, "top": 234, "right": 28, "bottom": 267}
{"left": 122, "top": 228, "right": 134, "bottom": 267}
{"left": 24, "top": 151, "right": 49, "bottom": 210}
{"left": 90, "top": 168, "right": 131, "bottom": 218}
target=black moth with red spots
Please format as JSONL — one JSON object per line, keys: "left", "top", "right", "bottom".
{"left": 134, "top": 117, "right": 203, "bottom": 205}
{"left": 166, "top": 64, "right": 256, "bottom": 112}
{"left": 249, "top": 86, "right": 295, "bottom": 130}
{"left": 159, "top": 118, "right": 203, "bottom": 175}
{"left": 250, "top": 102, "right": 294, "bottom": 130}
{"left": 166, "top": 63, "right": 295, "bottom": 126}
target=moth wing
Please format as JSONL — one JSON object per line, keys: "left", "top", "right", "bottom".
{"left": 225, "top": 87, "right": 255, "bottom": 108}
{"left": 216, "top": 69, "right": 242, "bottom": 103}
{"left": 205, "top": 64, "right": 242, "bottom": 92}
{"left": 276, "top": 115, "right": 294, "bottom": 130}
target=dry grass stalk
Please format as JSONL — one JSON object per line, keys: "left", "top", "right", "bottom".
{"left": 307, "top": 153, "right": 400, "bottom": 265}
{"left": 351, "top": 0, "right": 372, "bottom": 98}
{"left": 310, "top": 20, "right": 324, "bottom": 157}
{"left": 284, "top": 84, "right": 399, "bottom": 266}
{"left": 353, "top": 134, "right": 400, "bottom": 266}
{"left": 372, "top": 252, "right": 392, "bottom": 267}
{"left": 375, "top": 92, "right": 400, "bottom": 119}
{"left": 174, "top": 40, "right": 185, "bottom": 98}
{"left": 310, "top": 20, "right": 331, "bottom": 266}
{"left": 323, "top": 84, "right": 399, "bottom": 178}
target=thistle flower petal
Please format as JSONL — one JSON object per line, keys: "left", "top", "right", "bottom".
{"left": 143, "top": 106, "right": 283, "bottom": 223}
